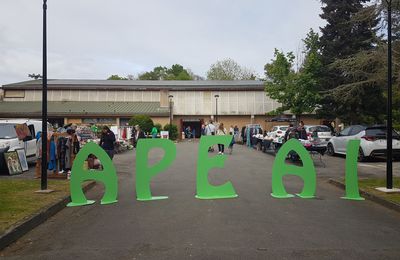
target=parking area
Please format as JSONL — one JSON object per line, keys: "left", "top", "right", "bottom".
{"left": 2, "top": 141, "right": 400, "bottom": 259}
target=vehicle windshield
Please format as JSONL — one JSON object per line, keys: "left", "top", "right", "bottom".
{"left": 279, "top": 127, "right": 288, "bottom": 131}
{"left": 0, "top": 124, "right": 17, "bottom": 139}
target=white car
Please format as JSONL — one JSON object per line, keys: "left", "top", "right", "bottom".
{"left": 270, "top": 126, "right": 289, "bottom": 138}
{"left": 304, "top": 125, "right": 333, "bottom": 146}
{"left": 0, "top": 119, "right": 49, "bottom": 163}
{"left": 327, "top": 125, "right": 400, "bottom": 161}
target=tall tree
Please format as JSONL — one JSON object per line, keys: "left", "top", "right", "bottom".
{"left": 264, "top": 30, "right": 321, "bottom": 121}
{"left": 107, "top": 75, "right": 128, "bottom": 80}
{"left": 207, "top": 58, "right": 256, "bottom": 80}
{"left": 138, "top": 64, "right": 193, "bottom": 80}
{"left": 318, "top": 0, "right": 382, "bottom": 123}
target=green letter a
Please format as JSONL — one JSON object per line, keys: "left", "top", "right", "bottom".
{"left": 67, "top": 142, "right": 118, "bottom": 207}
{"left": 271, "top": 139, "right": 316, "bottom": 199}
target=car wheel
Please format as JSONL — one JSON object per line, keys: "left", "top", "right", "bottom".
{"left": 358, "top": 148, "right": 367, "bottom": 162}
{"left": 327, "top": 143, "right": 335, "bottom": 156}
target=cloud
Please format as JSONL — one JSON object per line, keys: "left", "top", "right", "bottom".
{"left": 0, "top": 0, "right": 324, "bottom": 85}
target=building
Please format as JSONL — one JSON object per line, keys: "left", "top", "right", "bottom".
{"left": 0, "top": 79, "right": 321, "bottom": 136}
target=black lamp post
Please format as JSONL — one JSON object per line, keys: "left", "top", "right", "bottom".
{"left": 214, "top": 94, "right": 219, "bottom": 122}
{"left": 41, "top": 0, "right": 48, "bottom": 190}
{"left": 386, "top": 0, "right": 393, "bottom": 190}
{"left": 168, "top": 95, "right": 173, "bottom": 138}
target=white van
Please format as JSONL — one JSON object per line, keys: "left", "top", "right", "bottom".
{"left": 0, "top": 119, "right": 50, "bottom": 163}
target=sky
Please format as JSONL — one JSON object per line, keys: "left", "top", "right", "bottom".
{"left": 0, "top": 0, "right": 325, "bottom": 85}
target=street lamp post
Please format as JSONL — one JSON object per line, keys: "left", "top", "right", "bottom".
{"left": 386, "top": 0, "right": 393, "bottom": 190}
{"left": 41, "top": 0, "right": 48, "bottom": 190}
{"left": 168, "top": 95, "right": 173, "bottom": 138}
{"left": 214, "top": 94, "right": 219, "bottom": 122}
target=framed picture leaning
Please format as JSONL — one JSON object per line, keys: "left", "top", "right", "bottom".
{"left": 16, "top": 149, "right": 29, "bottom": 172}
{"left": 4, "top": 151, "right": 23, "bottom": 175}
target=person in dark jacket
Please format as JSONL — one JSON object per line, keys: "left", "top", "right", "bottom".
{"left": 133, "top": 125, "right": 146, "bottom": 148}
{"left": 100, "top": 126, "right": 116, "bottom": 159}
{"left": 297, "top": 121, "right": 308, "bottom": 140}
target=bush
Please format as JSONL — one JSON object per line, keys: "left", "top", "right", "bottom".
{"left": 163, "top": 124, "right": 179, "bottom": 140}
{"left": 154, "top": 123, "right": 163, "bottom": 133}
{"left": 129, "top": 115, "right": 154, "bottom": 133}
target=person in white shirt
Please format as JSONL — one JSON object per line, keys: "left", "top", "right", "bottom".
{"left": 216, "top": 123, "right": 227, "bottom": 155}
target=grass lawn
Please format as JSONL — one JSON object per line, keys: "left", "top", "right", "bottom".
{"left": 0, "top": 179, "right": 71, "bottom": 235}
{"left": 359, "top": 178, "right": 400, "bottom": 204}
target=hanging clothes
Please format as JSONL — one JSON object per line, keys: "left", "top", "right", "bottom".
{"left": 48, "top": 136, "right": 57, "bottom": 172}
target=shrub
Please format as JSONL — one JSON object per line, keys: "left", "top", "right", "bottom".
{"left": 154, "top": 123, "right": 163, "bottom": 133}
{"left": 163, "top": 124, "right": 179, "bottom": 140}
{"left": 129, "top": 115, "right": 154, "bottom": 133}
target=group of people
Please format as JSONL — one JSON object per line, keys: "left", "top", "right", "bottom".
{"left": 200, "top": 121, "right": 237, "bottom": 155}
{"left": 283, "top": 121, "right": 308, "bottom": 142}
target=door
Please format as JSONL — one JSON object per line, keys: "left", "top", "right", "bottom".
{"left": 335, "top": 127, "right": 352, "bottom": 153}
{"left": 24, "top": 124, "right": 37, "bottom": 159}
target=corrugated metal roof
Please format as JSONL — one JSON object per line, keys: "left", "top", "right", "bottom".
{"left": 0, "top": 101, "right": 169, "bottom": 117}
{"left": 2, "top": 79, "right": 265, "bottom": 91}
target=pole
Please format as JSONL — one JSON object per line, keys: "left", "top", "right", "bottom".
{"left": 41, "top": 0, "right": 48, "bottom": 190}
{"left": 215, "top": 97, "right": 218, "bottom": 122}
{"left": 387, "top": 0, "right": 393, "bottom": 189}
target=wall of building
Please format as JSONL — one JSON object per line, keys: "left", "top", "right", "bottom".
{"left": 4, "top": 89, "right": 281, "bottom": 116}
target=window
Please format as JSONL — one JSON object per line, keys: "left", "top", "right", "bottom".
{"left": 349, "top": 126, "right": 366, "bottom": 136}
{"left": 4, "top": 90, "right": 25, "bottom": 98}
{"left": 340, "top": 127, "right": 351, "bottom": 136}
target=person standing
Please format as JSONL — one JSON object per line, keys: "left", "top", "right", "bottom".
{"left": 100, "top": 126, "right": 116, "bottom": 159}
{"left": 206, "top": 120, "right": 216, "bottom": 152}
{"left": 217, "top": 123, "right": 227, "bottom": 155}
{"left": 297, "top": 121, "right": 308, "bottom": 140}
{"left": 134, "top": 125, "right": 146, "bottom": 146}
{"left": 201, "top": 124, "right": 206, "bottom": 136}
{"left": 151, "top": 126, "right": 158, "bottom": 138}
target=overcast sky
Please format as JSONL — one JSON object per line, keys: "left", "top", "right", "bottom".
{"left": 0, "top": 0, "right": 325, "bottom": 85}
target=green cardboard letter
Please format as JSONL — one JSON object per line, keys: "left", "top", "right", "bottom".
{"left": 342, "top": 140, "right": 365, "bottom": 200}
{"left": 67, "top": 142, "right": 118, "bottom": 207}
{"left": 136, "top": 139, "right": 176, "bottom": 201}
{"left": 196, "top": 135, "right": 238, "bottom": 199}
{"left": 271, "top": 139, "right": 316, "bottom": 199}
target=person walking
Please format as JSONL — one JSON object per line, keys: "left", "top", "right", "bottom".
{"left": 206, "top": 120, "right": 216, "bottom": 152}
{"left": 151, "top": 126, "right": 158, "bottom": 138}
{"left": 217, "top": 123, "right": 227, "bottom": 155}
{"left": 100, "top": 126, "right": 116, "bottom": 159}
{"left": 134, "top": 125, "right": 146, "bottom": 147}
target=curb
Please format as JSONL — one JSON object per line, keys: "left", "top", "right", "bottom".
{"left": 328, "top": 179, "right": 400, "bottom": 214}
{"left": 0, "top": 181, "right": 96, "bottom": 251}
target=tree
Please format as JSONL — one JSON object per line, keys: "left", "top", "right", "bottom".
{"left": 265, "top": 30, "right": 321, "bottom": 121}
{"left": 163, "top": 124, "right": 179, "bottom": 140}
{"left": 138, "top": 64, "right": 194, "bottom": 80}
{"left": 129, "top": 115, "right": 154, "bottom": 133}
{"left": 318, "top": 0, "right": 382, "bottom": 123}
{"left": 207, "top": 58, "right": 256, "bottom": 80}
{"left": 107, "top": 75, "right": 128, "bottom": 80}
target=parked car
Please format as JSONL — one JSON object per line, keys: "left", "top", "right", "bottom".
{"left": 327, "top": 125, "right": 400, "bottom": 161}
{"left": 270, "top": 125, "right": 289, "bottom": 138}
{"left": 304, "top": 125, "right": 333, "bottom": 146}
{"left": 0, "top": 119, "right": 50, "bottom": 163}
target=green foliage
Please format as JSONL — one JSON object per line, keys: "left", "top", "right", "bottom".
{"left": 265, "top": 31, "right": 321, "bottom": 119}
{"left": 138, "top": 64, "right": 193, "bottom": 80}
{"left": 207, "top": 58, "right": 256, "bottom": 80}
{"left": 129, "top": 115, "right": 154, "bottom": 133}
{"left": 154, "top": 123, "right": 163, "bottom": 133}
{"left": 107, "top": 75, "right": 128, "bottom": 80}
{"left": 318, "top": 0, "right": 382, "bottom": 123}
{"left": 163, "top": 124, "right": 179, "bottom": 140}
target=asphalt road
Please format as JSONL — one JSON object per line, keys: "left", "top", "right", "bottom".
{"left": 2, "top": 141, "right": 400, "bottom": 259}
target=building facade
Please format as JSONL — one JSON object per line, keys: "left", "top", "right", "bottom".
{"left": 0, "top": 79, "right": 321, "bottom": 136}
